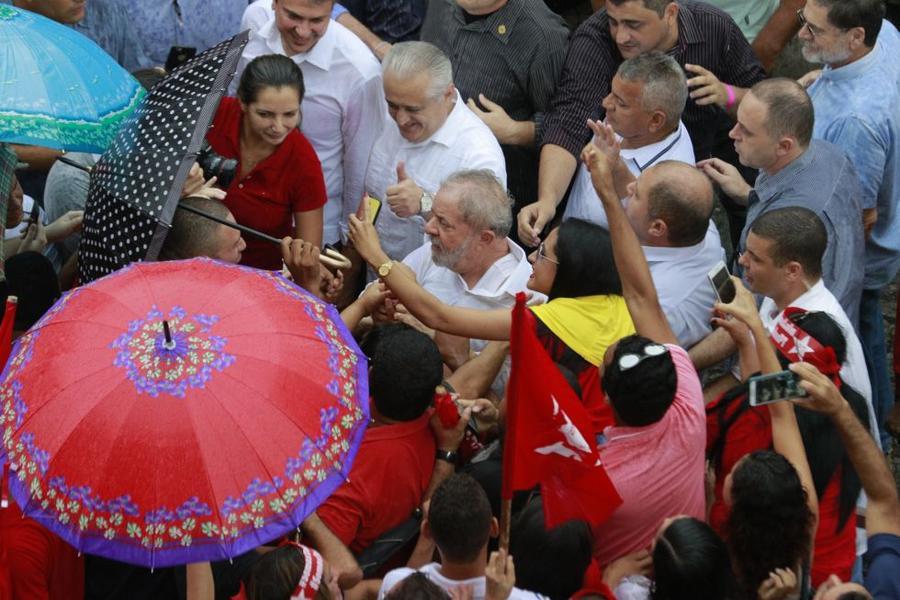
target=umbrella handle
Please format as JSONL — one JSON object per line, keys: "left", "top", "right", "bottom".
{"left": 176, "top": 204, "right": 351, "bottom": 270}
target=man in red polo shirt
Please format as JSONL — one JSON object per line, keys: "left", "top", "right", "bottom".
{"left": 316, "top": 323, "right": 446, "bottom": 553}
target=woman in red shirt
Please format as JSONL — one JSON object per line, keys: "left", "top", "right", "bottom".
{"left": 206, "top": 55, "right": 326, "bottom": 270}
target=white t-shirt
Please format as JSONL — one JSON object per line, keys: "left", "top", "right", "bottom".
{"left": 368, "top": 91, "right": 506, "bottom": 261}
{"left": 231, "top": 17, "right": 385, "bottom": 244}
{"left": 563, "top": 121, "right": 695, "bottom": 227}
{"left": 379, "top": 563, "right": 546, "bottom": 600}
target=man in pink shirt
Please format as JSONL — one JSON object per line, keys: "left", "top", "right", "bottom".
{"left": 594, "top": 339, "right": 707, "bottom": 566}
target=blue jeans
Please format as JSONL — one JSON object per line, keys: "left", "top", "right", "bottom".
{"left": 859, "top": 288, "right": 894, "bottom": 450}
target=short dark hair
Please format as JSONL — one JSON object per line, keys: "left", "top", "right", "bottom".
{"left": 607, "top": 0, "right": 673, "bottom": 17}
{"left": 835, "top": 592, "right": 873, "bottom": 600}
{"left": 549, "top": 219, "right": 622, "bottom": 300}
{"left": 385, "top": 572, "right": 449, "bottom": 600}
{"left": 749, "top": 78, "right": 815, "bottom": 148}
{"left": 237, "top": 54, "right": 305, "bottom": 105}
{"left": 816, "top": 0, "right": 885, "bottom": 46}
{"left": 652, "top": 517, "right": 735, "bottom": 600}
{"left": 364, "top": 323, "right": 442, "bottom": 422}
{"left": 602, "top": 334, "right": 677, "bottom": 427}
{"left": 428, "top": 474, "right": 493, "bottom": 563}
{"left": 159, "top": 196, "right": 233, "bottom": 261}
{"left": 749, "top": 207, "right": 826, "bottom": 279}
{"left": 646, "top": 163, "right": 714, "bottom": 247}
{"left": 510, "top": 498, "right": 594, "bottom": 599}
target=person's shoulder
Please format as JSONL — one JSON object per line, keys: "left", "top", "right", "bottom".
{"left": 330, "top": 21, "right": 382, "bottom": 79}
{"left": 509, "top": 587, "right": 550, "bottom": 599}
{"left": 513, "top": 0, "right": 570, "bottom": 37}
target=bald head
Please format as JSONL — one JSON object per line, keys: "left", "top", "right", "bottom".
{"left": 160, "top": 196, "right": 246, "bottom": 263}
{"left": 748, "top": 78, "right": 814, "bottom": 149}
{"left": 645, "top": 161, "right": 714, "bottom": 247}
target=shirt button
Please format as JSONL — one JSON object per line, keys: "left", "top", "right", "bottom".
{"left": 238, "top": 184, "right": 244, "bottom": 189}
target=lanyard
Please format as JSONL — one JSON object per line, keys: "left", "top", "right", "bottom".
{"left": 629, "top": 130, "right": 683, "bottom": 173}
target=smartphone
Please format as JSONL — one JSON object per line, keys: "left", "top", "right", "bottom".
{"left": 364, "top": 193, "right": 382, "bottom": 224}
{"left": 748, "top": 370, "right": 808, "bottom": 406}
{"left": 165, "top": 46, "right": 197, "bottom": 71}
{"left": 29, "top": 198, "right": 40, "bottom": 224}
{"left": 708, "top": 261, "right": 736, "bottom": 303}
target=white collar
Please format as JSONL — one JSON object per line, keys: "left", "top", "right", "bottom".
{"left": 620, "top": 121, "right": 686, "bottom": 173}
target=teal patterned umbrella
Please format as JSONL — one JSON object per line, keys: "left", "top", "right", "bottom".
{"left": 0, "top": 5, "right": 144, "bottom": 152}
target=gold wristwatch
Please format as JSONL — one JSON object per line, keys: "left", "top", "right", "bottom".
{"left": 377, "top": 260, "right": 395, "bottom": 278}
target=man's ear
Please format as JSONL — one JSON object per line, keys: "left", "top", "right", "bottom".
{"left": 479, "top": 229, "right": 496, "bottom": 245}
{"left": 775, "top": 135, "right": 797, "bottom": 158}
{"left": 784, "top": 260, "right": 804, "bottom": 281}
{"left": 648, "top": 217, "right": 667, "bottom": 241}
{"left": 444, "top": 83, "right": 456, "bottom": 104}
{"left": 422, "top": 518, "right": 433, "bottom": 541}
{"left": 664, "top": 2, "right": 679, "bottom": 24}
{"left": 648, "top": 110, "right": 668, "bottom": 134}
{"left": 489, "top": 516, "right": 499, "bottom": 539}
{"left": 848, "top": 26, "right": 867, "bottom": 51}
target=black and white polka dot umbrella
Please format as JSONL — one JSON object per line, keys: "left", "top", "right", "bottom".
{"left": 78, "top": 32, "right": 249, "bottom": 284}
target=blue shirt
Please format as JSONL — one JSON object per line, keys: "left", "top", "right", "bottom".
{"left": 739, "top": 140, "right": 866, "bottom": 326}
{"left": 808, "top": 21, "right": 900, "bottom": 289}
{"left": 865, "top": 533, "right": 900, "bottom": 600}
{"left": 2, "top": 0, "right": 151, "bottom": 71}
{"left": 122, "top": 0, "right": 251, "bottom": 66}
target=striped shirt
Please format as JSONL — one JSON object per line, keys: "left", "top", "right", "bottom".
{"left": 421, "top": 0, "right": 569, "bottom": 205}
{"left": 542, "top": 0, "right": 765, "bottom": 160}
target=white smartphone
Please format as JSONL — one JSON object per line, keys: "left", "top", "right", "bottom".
{"left": 707, "top": 261, "right": 736, "bottom": 303}
{"left": 748, "top": 370, "right": 808, "bottom": 406}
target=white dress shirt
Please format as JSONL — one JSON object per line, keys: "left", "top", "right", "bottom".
{"left": 563, "top": 121, "right": 695, "bottom": 227}
{"left": 402, "top": 238, "right": 543, "bottom": 395}
{"left": 241, "top": 0, "right": 271, "bottom": 32}
{"left": 368, "top": 91, "right": 507, "bottom": 260}
{"left": 645, "top": 222, "right": 725, "bottom": 348}
{"left": 232, "top": 17, "right": 385, "bottom": 244}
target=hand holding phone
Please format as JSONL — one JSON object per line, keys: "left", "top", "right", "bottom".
{"left": 748, "top": 370, "right": 809, "bottom": 406}
{"left": 708, "top": 261, "right": 736, "bottom": 303}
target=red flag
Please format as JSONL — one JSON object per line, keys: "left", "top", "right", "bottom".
{"left": 0, "top": 296, "right": 16, "bottom": 368}
{"left": 503, "top": 293, "right": 622, "bottom": 529}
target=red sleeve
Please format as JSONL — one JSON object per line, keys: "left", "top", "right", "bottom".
{"left": 286, "top": 133, "right": 327, "bottom": 214}
{"left": 315, "top": 480, "right": 364, "bottom": 548}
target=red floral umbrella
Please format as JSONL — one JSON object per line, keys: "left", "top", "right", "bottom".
{"left": 0, "top": 259, "right": 368, "bottom": 568}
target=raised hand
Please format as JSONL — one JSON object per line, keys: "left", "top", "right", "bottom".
{"left": 385, "top": 161, "right": 425, "bottom": 218}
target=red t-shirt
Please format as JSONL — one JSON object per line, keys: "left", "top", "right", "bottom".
{"left": 0, "top": 502, "right": 84, "bottom": 600}
{"left": 206, "top": 97, "right": 327, "bottom": 270}
{"left": 316, "top": 411, "right": 436, "bottom": 554}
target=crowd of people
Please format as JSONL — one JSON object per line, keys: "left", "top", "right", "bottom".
{"left": 2, "top": 0, "right": 900, "bottom": 599}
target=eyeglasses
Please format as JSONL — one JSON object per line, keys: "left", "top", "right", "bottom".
{"left": 796, "top": 8, "right": 820, "bottom": 38}
{"left": 537, "top": 241, "right": 558, "bottom": 264}
{"left": 618, "top": 343, "right": 668, "bottom": 371}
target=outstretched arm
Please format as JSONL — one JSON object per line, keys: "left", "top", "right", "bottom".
{"left": 791, "top": 362, "right": 900, "bottom": 538}
{"left": 583, "top": 121, "right": 677, "bottom": 345}
{"left": 347, "top": 215, "right": 513, "bottom": 341}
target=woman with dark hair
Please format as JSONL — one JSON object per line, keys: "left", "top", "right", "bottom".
{"left": 348, "top": 216, "right": 635, "bottom": 430}
{"left": 651, "top": 517, "right": 735, "bottom": 600}
{"left": 709, "top": 278, "right": 818, "bottom": 600}
{"left": 708, "top": 309, "right": 868, "bottom": 588}
{"left": 206, "top": 54, "right": 326, "bottom": 270}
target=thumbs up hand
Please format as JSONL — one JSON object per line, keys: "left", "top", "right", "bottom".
{"left": 385, "top": 160, "right": 425, "bottom": 218}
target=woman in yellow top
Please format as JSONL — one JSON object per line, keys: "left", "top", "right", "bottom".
{"left": 349, "top": 213, "right": 635, "bottom": 432}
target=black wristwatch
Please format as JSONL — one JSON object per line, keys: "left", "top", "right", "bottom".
{"left": 435, "top": 449, "right": 458, "bottom": 463}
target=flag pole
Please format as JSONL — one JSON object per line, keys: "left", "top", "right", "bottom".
{"left": 499, "top": 498, "right": 512, "bottom": 553}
